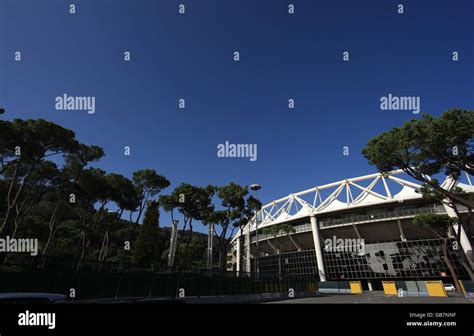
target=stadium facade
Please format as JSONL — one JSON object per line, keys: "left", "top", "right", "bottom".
{"left": 229, "top": 170, "right": 474, "bottom": 290}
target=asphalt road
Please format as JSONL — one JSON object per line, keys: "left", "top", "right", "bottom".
{"left": 266, "top": 291, "right": 474, "bottom": 304}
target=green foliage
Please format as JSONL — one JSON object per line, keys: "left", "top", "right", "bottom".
{"left": 106, "top": 173, "right": 139, "bottom": 211}
{"left": 262, "top": 223, "right": 296, "bottom": 237}
{"left": 412, "top": 213, "right": 456, "bottom": 237}
{"left": 362, "top": 109, "right": 474, "bottom": 212}
{"left": 159, "top": 183, "right": 215, "bottom": 267}
{"left": 418, "top": 183, "right": 473, "bottom": 206}
{"left": 160, "top": 183, "right": 215, "bottom": 222}
{"left": 216, "top": 183, "right": 262, "bottom": 229}
{"left": 133, "top": 169, "right": 170, "bottom": 198}
{"left": 362, "top": 109, "right": 474, "bottom": 177}
{"left": 132, "top": 201, "right": 161, "bottom": 265}
{"left": 0, "top": 119, "right": 79, "bottom": 164}
{"left": 202, "top": 183, "right": 263, "bottom": 270}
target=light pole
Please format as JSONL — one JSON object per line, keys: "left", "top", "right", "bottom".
{"left": 206, "top": 223, "right": 214, "bottom": 270}
{"left": 250, "top": 184, "right": 261, "bottom": 279}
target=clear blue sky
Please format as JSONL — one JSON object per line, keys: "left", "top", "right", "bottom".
{"left": 1, "top": 0, "right": 473, "bottom": 234}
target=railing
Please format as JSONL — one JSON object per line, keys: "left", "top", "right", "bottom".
{"left": 251, "top": 223, "right": 312, "bottom": 243}
{"left": 0, "top": 260, "right": 318, "bottom": 299}
{"left": 319, "top": 205, "right": 445, "bottom": 228}
{"left": 250, "top": 205, "right": 449, "bottom": 243}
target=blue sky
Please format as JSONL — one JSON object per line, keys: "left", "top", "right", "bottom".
{"left": 1, "top": 0, "right": 473, "bottom": 234}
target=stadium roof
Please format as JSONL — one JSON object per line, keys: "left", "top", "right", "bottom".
{"left": 232, "top": 170, "right": 474, "bottom": 241}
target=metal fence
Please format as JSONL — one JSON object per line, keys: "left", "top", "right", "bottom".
{"left": 0, "top": 255, "right": 162, "bottom": 273}
{"left": 0, "top": 256, "right": 318, "bottom": 299}
{"left": 0, "top": 270, "right": 318, "bottom": 299}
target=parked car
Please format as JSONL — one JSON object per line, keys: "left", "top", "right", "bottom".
{"left": 0, "top": 293, "right": 67, "bottom": 304}
{"left": 77, "top": 297, "right": 186, "bottom": 304}
{"left": 444, "top": 283, "right": 456, "bottom": 292}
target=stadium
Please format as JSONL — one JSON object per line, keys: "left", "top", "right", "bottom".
{"left": 229, "top": 170, "right": 474, "bottom": 290}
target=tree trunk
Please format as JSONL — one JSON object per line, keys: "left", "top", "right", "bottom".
{"left": 278, "top": 252, "right": 282, "bottom": 280}
{"left": 173, "top": 218, "right": 188, "bottom": 268}
{"left": 218, "top": 251, "right": 223, "bottom": 272}
{"left": 465, "top": 207, "right": 472, "bottom": 245}
{"left": 98, "top": 209, "right": 123, "bottom": 265}
{"left": 216, "top": 228, "right": 227, "bottom": 272}
{"left": 452, "top": 207, "right": 473, "bottom": 280}
{"left": 441, "top": 237, "right": 463, "bottom": 294}
{"left": 183, "top": 220, "right": 193, "bottom": 269}
{"left": 216, "top": 232, "right": 227, "bottom": 272}
{"left": 152, "top": 203, "right": 161, "bottom": 268}
{"left": 117, "top": 195, "right": 148, "bottom": 270}
{"left": 2, "top": 162, "right": 38, "bottom": 237}
{"left": 84, "top": 204, "right": 107, "bottom": 251}
{"left": 1, "top": 164, "right": 21, "bottom": 236}
{"left": 40, "top": 201, "right": 62, "bottom": 269}
{"left": 75, "top": 210, "right": 88, "bottom": 271}
{"left": 219, "top": 242, "right": 229, "bottom": 272}
{"left": 76, "top": 232, "right": 86, "bottom": 271}
{"left": 459, "top": 258, "right": 474, "bottom": 281}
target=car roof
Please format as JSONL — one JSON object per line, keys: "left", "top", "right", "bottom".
{"left": 0, "top": 293, "right": 66, "bottom": 301}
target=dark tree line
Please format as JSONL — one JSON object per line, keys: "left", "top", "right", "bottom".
{"left": 0, "top": 118, "right": 261, "bottom": 271}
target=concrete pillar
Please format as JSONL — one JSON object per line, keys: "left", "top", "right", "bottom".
{"left": 448, "top": 225, "right": 455, "bottom": 238}
{"left": 367, "top": 280, "right": 373, "bottom": 291}
{"left": 310, "top": 215, "right": 327, "bottom": 282}
{"left": 245, "top": 227, "right": 251, "bottom": 273}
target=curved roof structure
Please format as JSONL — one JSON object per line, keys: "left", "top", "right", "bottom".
{"left": 233, "top": 170, "right": 474, "bottom": 241}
